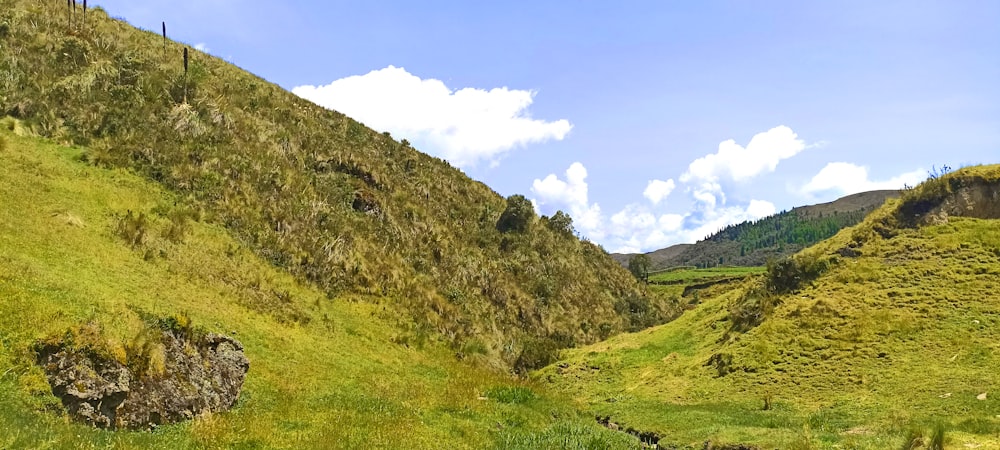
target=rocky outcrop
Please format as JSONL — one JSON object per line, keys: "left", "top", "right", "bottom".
{"left": 36, "top": 328, "right": 249, "bottom": 430}
{"left": 34, "top": 344, "right": 132, "bottom": 428}
{"left": 920, "top": 180, "right": 1000, "bottom": 225}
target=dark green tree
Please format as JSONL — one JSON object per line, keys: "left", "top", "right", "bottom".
{"left": 628, "top": 254, "right": 651, "bottom": 283}
{"left": 547, "top": 210, "right": 574, "bottom": 237}
{"left": 496, "top": 194, "right": 535, "bottom": 233}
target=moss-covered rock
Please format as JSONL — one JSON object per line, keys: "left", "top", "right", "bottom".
{"left": 35, "top": 323, "right": 249, "bottom": 430}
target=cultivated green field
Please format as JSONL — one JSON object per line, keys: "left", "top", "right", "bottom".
{"left": 648, "top": 266, "right": 766, "bottom": 284}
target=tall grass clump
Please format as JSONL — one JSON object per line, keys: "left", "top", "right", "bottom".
{"left": 485, "top": 385, "right": 536, "bottom": 404}
{"left": 900, "top": 424, "right": 946, "bottom": 450}
{"left": 115, "top": 210, "right": 149, "bottom": 248}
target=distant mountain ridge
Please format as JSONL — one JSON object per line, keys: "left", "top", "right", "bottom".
{"left": 613, "top": 190, "right": 901, "bottom": 270}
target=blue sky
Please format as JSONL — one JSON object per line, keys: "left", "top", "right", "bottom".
{"left": 94, "top": 0, "right": 999, "bottom": 253}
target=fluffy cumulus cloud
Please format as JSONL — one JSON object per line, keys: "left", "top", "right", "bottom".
{"left": 643, "top": 179, "right": 676, "bottom": 205}
{"left": 802, "top": 162, "right": 926, "bottom": 196}
{"left": 292, "top": 66, "right": 572, "bottom": 167}
{"left": 680, "top": 126, "right": 806, "bottom": 184}
{"left": 531, "top": 163, "right": 603, "bottom": 238}
{"left": 531, "top": 164, "right": 776, "bottom": 254}
{"left": 604, "top": 201, "right": 776, "bottom": 254}
{"left": 193, "top": 42, "right": 210, "bottom": 53}
{"left": 532, "top": 126, "right": 806, "bottom": 254}
{"left": 746, "top": 199, "right": 778, "bottom": 218}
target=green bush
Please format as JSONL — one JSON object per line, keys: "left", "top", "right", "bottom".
{"left": 899, "top": 425, "right": 947, "bottom": 450}
{"left": 627, "top": 254, "right": 651, "bottom": 282}
{"left": 765, "top": 253, "right": 828, "bottom": 294}
{"left": 727, "top": 253, "right": 832, "bottom": 335}
{"left": 614, "top": 294, "right": 663, "bottom": 332}
{"left": 514, "top": 337, "right": 561, "bottom": 374}
{"left": 497, "top": 195, "right": 535, "bottom": 233}
{"left": 545, "top": 210, "right": 574, "bottom": 237}
{"left": 705, "top": 352, "right": 735, "bottom": 377}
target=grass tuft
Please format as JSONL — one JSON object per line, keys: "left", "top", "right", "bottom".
{"left": 486, "top": 385, "right": 537, "bottom": 404}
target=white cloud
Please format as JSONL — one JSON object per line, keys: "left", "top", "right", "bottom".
{"left": 802, "top": 162, "right": 925, "bottom": 196}
{"left": 532, "top": 126, "right": 805, "bottom": 253}
{"left": 292, "top": 66, "right": 572, "bottom": 168}
{"left": 683, "top": 202, "right": 776, "bottom": 242}
{"left": 531, "top": 163, "right": 604, "bottom": 238}
{"left": 690, "top": 181, "right": 724, "bottom": 211}
{"left": 680, "top": 126, "right": 806, "bottom": 184}
{"left": 605, "top": 201, "right": 775, "bottom": 253}
{"left": 533, "top": 162, "right": 589, "bottom": 207}
{"left": 746, "top": 199, "right": 778, "bottom": 218}
{"left": 193, "top": 42, "right": 210, "bottom": 53}
{"left": 643, "top": 179, "right": 676, "bottom": 205}
{"left": 610, "top": 204, "right": 656, "bottom": 231}
{"left": 658, "top": 214, "right": 685, "bottom": 232}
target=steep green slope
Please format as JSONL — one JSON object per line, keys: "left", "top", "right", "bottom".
{"left": 0, "top": 127, "right": 642, "bottom": 448}
{"left": 0, "top": 1, "right": 671, "bottom": 370}
{"left": 540, "top": 167, "right": 1000, "bottom": 449}
{"left": 614, "top": 190, "right": 899, "bottom": 270}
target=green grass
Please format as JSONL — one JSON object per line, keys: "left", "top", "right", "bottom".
{"left": 0, "top": 130, "right": 636, "bottom": 449}
{"left": 538, "top": 179, "right": 1000, "bottom": 449}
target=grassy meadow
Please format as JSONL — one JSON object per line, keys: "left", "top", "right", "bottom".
{"left": 0, "top": 126, "right": 638, "bottom": 449}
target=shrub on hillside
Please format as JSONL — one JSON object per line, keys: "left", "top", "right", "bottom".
{"left": 514, "top": 337, "right": 561, "bottom": 374}
{"left": 497, "top": 194, "right": 535, "bottom": 233}
{"left": 161, "top": 206, "right": 197, "bottom": 244}
{"left": 545, "top": 210, "right": 574, "bottom": 237}
{"left": 726, "top": 252, "right": 832, "bottom": 336}
{"left": 614, "top": 293, "right": 664, "bottom": 332}
{"left": 900, "top": 425, "right": 947, "bottom": 450}
{"left": 115, "top": 210, "right": 149, "bottom": 248}
{"left": 765, "top": 252, "right": 829, "bottom": 294}
{"left": 627, "top": 254, "right": 651, "bottom": 283}
{"left": 726, "top": 284, "right": 778, "bottom": 335}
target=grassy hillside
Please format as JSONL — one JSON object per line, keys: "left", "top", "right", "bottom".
{"left": 0, "top": 126, "right": 645, "bottom": 448}
{"left": 615, "top": 190, "right": 899, "bottom": 271}
{"left": 0, "top": 0, "right": 674, "bottom": 370}
{"left": 539, "top": 167, "right": 1000, "bottom": 448}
